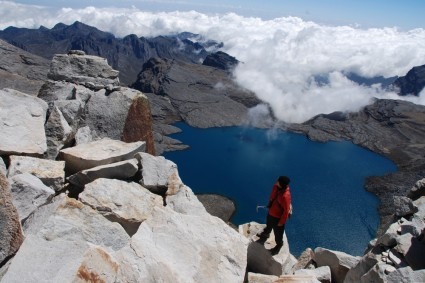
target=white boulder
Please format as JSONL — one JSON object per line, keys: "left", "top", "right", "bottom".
{"left": 313, "top": 247, "right": 360, "bottom": 283}
{"left": 0, "top": 88, "right": 47, "bottom": 156}
{"left": 1, "top": 196, "right": 130, "bottom": 283}
{"left": 9, "top": 173, "right": 55, "bottom": 222}
{"left": 48, "top": 53, "right": 119, "bottom": 87}
{"left": 115, "top": 206, "right": 248, "bottom": 283}
{"left": 135, "top": 152, "right": 181, "bottom": 195}
{"left": 166, "top": 185, "right": 208, "bottom": 216}
{"left": 8, "top": 155, "right": 65, "bottom": 192}
{"left": 79, "top": 178, "right": 163, "bottom": 236}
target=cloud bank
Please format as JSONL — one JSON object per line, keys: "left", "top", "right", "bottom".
{"left": 2, "top": 1, "right": 425, "bottom": 122}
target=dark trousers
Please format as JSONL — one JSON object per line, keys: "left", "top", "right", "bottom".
{"left": 260, "top": 214, "right": 285, "bottom": 246}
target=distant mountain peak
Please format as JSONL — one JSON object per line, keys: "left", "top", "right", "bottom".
{"left": 392, "top": 64, "right": 425, "bottom": 96}
{"left": 0, "top": 22, "right": 232, "bottom": 86}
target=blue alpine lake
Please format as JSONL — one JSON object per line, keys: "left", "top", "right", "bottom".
{"left": 163, "top": 122, "right": 397, "bottom": 257}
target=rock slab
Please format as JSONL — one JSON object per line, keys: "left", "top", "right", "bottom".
{"left": 59, "top": 138, "right": 145, "bottom": 174}
{"left": 0, "top": 89, "right": 47, "bottom": 156}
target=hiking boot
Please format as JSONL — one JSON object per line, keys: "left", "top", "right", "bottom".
{"left": 256, "top": 232, "right": 269, "bottom": 239}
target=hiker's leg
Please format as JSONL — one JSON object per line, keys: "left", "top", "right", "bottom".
{"left": 273, "top": 224, "right": 285, "bottom": 246}
{"left": 257, "top": 214, "right": 278, "bottom": 238}
{"left": 269, "top": 224, "right": 285, "bottom": 255}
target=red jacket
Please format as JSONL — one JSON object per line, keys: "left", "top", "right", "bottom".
{"left": 268, "top": 184, "right": 291, "bottom": 225}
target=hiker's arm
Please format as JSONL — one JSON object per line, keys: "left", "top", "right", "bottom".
{"left": 278, "top": 193, "right": 291, "bottom": 225}
{"left": 267, "top": 185, "right": 278, "bottom": 207}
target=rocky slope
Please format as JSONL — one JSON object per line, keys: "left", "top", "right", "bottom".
{"left": 132, "top": 57, "right": 261, "bottom": 128}
{"left": 0, "top": 52, "right": 247, "bottom": 282}
{"left": 0, "top": 22, "right": 221, "bottom": 86}
{"left": 0, "top": 39, "right": 49, "bottom": 95}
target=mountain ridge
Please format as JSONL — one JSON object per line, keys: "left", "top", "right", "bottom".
{"left": 0, "top": 21, "right": 222, "bottom": 85}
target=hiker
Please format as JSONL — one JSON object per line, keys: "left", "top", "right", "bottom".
{"left": 257, "top": 176, "right": 292, "bottom": 255}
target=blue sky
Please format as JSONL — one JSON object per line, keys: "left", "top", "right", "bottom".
{"left": 10, "top": 0, "right": 425, "bottom": 30}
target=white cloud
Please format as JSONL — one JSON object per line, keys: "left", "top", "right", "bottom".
{"left": 1, "top": 1, "right": 425, "bottom": 122}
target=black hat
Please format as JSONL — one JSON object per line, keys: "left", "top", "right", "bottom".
{"left": 278, "top": 176, "right": 290, "bottom": 187}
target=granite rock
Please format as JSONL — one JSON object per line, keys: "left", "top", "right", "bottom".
{"left": 44, "top": 106, "right": 73, "bottom": 160}
{"left": 1, "top": 196, "right": 130, "bottom": 283}
{"left": 313, "top": 247, "right": 360, "bottom": 283}
{"left": 115, "top": 206, "right": 248, "bottom": 283}
{"left": 0, "top": 172, "right": 24, "bottom": 265}
{"left": 84, "top": 88, "right": 155, "bottom": 154}
{"left": 8, "top": 155, "right": 65, "bottom": 192}
{"left": 79, "top": 178, "right": 163, "bottom": 236}
{"left": 0, "top": 89, "right": 48, "bottom": 156}
{"left": 48, "top": 52, "right": 119, "bottom": 87}
{"left": 196, "top": 194, "right": 236, "bottom": 222}
{"left": 67, "top": 159, "right": 139, "bottom": 188}
{"left": 59, "top": 138, "right": 145, "bottom": 174}
{"left": 135, "top": 152, "right": 180, "bottom": 195}
{"left": 9, "top": 173, "right": 55, "bottom": 223}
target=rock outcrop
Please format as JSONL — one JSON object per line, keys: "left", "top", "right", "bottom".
{"left": 313, "top": 247, "right": 360, "bottom": 283}
{"left": 1, "top": 142, "right": 250, "bottom": 282}
{"left": 37, "top": 51, "right": 156, "bottom": 157}
{"left": 1, "top": 106, "right": 250, "bottom": 283}
{"left": 48, "top": 52, "right": 119, "bottom": 87}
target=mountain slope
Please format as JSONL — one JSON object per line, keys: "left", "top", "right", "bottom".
{"left": 0, "top": 39, "right": 50, "bottom": 95}
{"left": 132, "top": 57, "right": 261, "bottom": 128}
{"left": 0, "top": 21, "right": 219, "bottom": 85}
